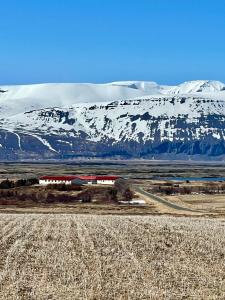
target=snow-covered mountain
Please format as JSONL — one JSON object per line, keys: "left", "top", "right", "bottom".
{"left": 0, "top": 82, "right": 152, "bottom": 116}
{"left": 167, "top": 80, "right": 225, "bottom": 94}
{"left": 0, "top": 80, "right": 225, "bottom": 160}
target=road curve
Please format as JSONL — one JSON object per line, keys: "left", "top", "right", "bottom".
{"left": 134, "top": 185, "right": 201, "bottom": 213}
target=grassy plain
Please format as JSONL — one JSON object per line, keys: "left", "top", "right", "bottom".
{"left": 1, "top": 161, "right": 225, "bottom": 215}
{"left": 165, "top": 194, "right": 225, "bottom": 213}
{"left": 1, "top": 160, "right": 225, "bottom": 180}
{"left": 0, "top": 214, "right": 225, "bottom": 299}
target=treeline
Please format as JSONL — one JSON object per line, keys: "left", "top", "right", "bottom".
{"left": 149, "top": 182, "right": 225, "bottom": 195}
{"left": 0, "top": 186, "right": 121, "bottom": 205}
{"left": 0, "top": 178, "right": 38, "bottom": 189}
{"left": 0, "top": 189, "right": 80, "bottom": 204}
{"left": 46, "top": 184, "right": 82, "bottom": 191}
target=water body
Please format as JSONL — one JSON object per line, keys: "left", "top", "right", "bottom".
{"left": 155, "top": 177, "right": 225, "bottom": 182}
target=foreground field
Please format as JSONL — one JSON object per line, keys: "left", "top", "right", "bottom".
{"left": 0, "top": 214, "right": 225, "bottom": 299}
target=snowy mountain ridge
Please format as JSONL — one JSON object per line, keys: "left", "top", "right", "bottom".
{"left": 0, "top": 79, "right": 225, "bottom": 116}
{"left": 0, "top": 79, "right": 225, "bottom": 160}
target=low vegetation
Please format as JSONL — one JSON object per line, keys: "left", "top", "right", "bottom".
{"left": 165, "top": 193, "right": 225, "bottom": 213}
{"left": 148, "top": 181, "right": 225, "bottom": 195}
{"left": 0, "top": 178, "right": 38, "bottom": 189}
{"left": 0, "top": 214, "right": 224, "bottom": 299}
{"left": 0, "top": 186, "right": 134, "bottom": 208}
{"left": 0, "top": 177, "right": 134, "bottom": 206}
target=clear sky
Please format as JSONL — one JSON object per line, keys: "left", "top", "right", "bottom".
{"left": 1, "top": 0, "right": 225, "bottom": 85}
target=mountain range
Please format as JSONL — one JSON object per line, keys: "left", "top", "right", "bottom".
{"left": 0, "top": 80, "right": 225, "bottom": 160}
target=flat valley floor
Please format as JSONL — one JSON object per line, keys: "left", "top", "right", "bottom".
{"left": 0, "top": 214, "right": 225, "bottom": 300}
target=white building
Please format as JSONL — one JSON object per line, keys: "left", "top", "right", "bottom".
{"left": 39, "top": 176, "right": 78, "bottom": 185}
{"left": 39, "top": 175, "right": 120, "bottom": 186}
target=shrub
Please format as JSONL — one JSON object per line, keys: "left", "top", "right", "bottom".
{"left": 0, "top": 179, "right": 15, "bottom": 189}
{"left": 104, "top": 187, "right": 118, "bottom": 202}
{"left": 123, "top": 188, "right": 134, "bottom": 201}
{"left": 15, "top": 179, "right": 27, "bottom": 187}
{"left": 26, "top": 178, "right": 39, "bottom": 186}
{"left": 114, "top": 178, "right": 130, "bottom": 194}
{"left": 78, "top": 191, "right": 92, "bottom": 203}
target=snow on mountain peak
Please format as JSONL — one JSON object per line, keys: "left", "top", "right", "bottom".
{"left": 110, "top": 80, "right": 159, "bottom": 90}
{"left": 0, "top": 80, "right": 224, "bottom": 117}
{"left": 109, "top": 81, "right": 178, "bottom": 95}
{"left": 167, "top": 80, "right": 225, "bottom": 94}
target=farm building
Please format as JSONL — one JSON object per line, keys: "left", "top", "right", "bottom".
{"left": 39, "top": 175, "right": 120, "bottom": 186}
{"left": 39, "top": 176, "right": 78, "bottom": 185}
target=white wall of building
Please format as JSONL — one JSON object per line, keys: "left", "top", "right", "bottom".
{"left": 97, "top": 179, "right": 115, "bottom": 185}
{"left": 39, "top": 178, "right": 117, "bottom": 186}
{"left": 39, "top": 179, "right": 72, "bottom": 185}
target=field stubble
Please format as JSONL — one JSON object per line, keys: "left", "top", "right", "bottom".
{"left": 0, "top": 214, "right": 225, "bottom": 299}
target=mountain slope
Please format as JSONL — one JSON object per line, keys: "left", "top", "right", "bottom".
{"left": 0, "top": 80, "right": 225, "bottom": 160}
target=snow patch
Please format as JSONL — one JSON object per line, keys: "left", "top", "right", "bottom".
{"left": 30, "top": 134, "right": 58, "bottom": 153}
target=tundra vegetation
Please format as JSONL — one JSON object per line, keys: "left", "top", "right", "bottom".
{"left": 0, "top": 214, "right": 224, "bottom": 299}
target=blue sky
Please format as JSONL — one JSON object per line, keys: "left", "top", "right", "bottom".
{"left": 0, "top": 0, "right": 225, "bottom": 85}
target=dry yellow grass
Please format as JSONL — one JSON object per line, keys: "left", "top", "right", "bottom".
{"left": 166, "top": 194, "right": 225, "bottom": 212}
{"left": 0, "top": 214, "right": 225, "bottom": 299}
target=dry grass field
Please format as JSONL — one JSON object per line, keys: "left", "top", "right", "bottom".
{"left": 0, "top": 214, "right": 225, "bottom": 299}
{"left": 165, "top": 194, "right": 225, "bottom": 213}
{"left": 0, "top": 202, "right": 158, "bottom": 215}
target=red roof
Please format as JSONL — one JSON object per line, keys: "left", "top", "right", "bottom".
{"left": 78, "top": 176, "right": 98, "bottom": 180}
{"left": 79, "top": 175, "right": 119, "bottom": 180}
{"left": 95, "top": 176, "right": 120, "bottom": 180}
{"left": 39, "top": 176, "right": 78, "bottom": 181}
{"left": 40, "top": 175, "right": 120, "bottom": 181}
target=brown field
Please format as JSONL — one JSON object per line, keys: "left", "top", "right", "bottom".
{"left": 0, "top": 202, "right": 158, "bottom": 215}
{"left": 0, "top": 214, "right": 225, "bottom": 299}
{"left": 165, "top": 194, "right": 225, "bottom": 213}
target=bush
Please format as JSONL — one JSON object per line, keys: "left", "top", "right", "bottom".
{"left": 15, "top": 179, "right": 27, "bottom": 187}
{"left": 182, "top": 187, "right": 191, "bottom": 194}
{"left": 104, "top": 187, "right": 118, "bottom": 202}
{"left": 123, "top": 188, "right": 134, "bottom": 201}
{"left": 0, "top": 178, "right": 39, "bottom": 189}
{"left": 0, "top": 179, "right": 15, "bottom": 189}
{"left": 78, "top": 191, "right": 92, "bottom": 203}
{"left": 26, "top": 178, "right": 39, "bottom": 186}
